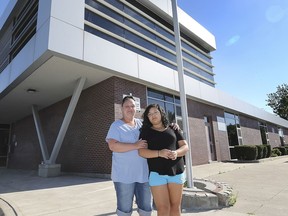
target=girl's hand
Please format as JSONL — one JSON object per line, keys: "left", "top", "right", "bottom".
{"left": 168, "top": 150, "right": 178, "bottom": 160}
{"left": 159, "top": 149, "right": 172, "bottom": 159}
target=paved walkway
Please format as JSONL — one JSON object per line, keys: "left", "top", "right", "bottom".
{"left": 0, "top": 156, "right": 288, "bottom": 216}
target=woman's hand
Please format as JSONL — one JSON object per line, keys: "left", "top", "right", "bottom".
{"left": 168, "top": 150, "right": 178, "bottom": 160}
{"left": 135, "top": 139, "right": 148, "bottom": 149}
{"left": 159, "top": 149, "right": 173, "bottom": 159}
{"left": 170, "top": 123, "right": 181, "bottom": 131}
{"left": 159, "top": 149, "right": 178, "bottom": 160}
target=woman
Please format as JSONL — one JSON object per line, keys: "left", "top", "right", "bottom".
{"left": 106, "top": 96, "right": 152, "bottom": 216}
{"left": 138, "top": 104, "right": 189, "bottom": 216}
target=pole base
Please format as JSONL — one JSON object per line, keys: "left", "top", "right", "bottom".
{"left": 38, "top": 164, "right": 61, "bottom": 177}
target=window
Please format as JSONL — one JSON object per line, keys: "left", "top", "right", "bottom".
{"left": 259, "top": 122, "right": 269, "bottom": 145}
{"left": 0, "top": 0, "right": 38, "bottom": 73}
{"left": 224, "top": 112, "right": 242, "bottom": 159}
{"left": 84, "top": 0, "right": 215, "bottom": 86}
{"left": 147, "top": 88, "right": 181, "bottom": 127}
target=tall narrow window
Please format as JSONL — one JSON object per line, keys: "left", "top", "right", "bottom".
{"left": 259, "top": 122, "right": 269, "bottom": 145}
{"left": 224, "top": 112, "right": 242, "bottom": 159}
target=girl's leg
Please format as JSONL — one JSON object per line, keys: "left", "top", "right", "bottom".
{"left": 167, "top": 183, "right": 183, "bottom": 216}
{"left": 151, "top": 185, "right": 170, "bottom": 216}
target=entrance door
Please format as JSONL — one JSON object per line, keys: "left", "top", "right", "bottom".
{"left": 0, "top": 125, "right": 10, "bottom": 167}
{"left": 204, "top": 116, "right": 217, "bottom": 162}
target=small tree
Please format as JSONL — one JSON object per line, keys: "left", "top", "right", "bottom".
{"left": 266, "top": 84, "right": 288, "bottom": 120}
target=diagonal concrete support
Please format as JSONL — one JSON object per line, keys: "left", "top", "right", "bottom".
{"left": 48, "top": 77, "right": 86, "bottom": 164}
{"left": 32, "top": 105, "right": 49, "bottom": 162}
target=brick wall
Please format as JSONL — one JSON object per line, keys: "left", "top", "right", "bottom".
{"left": 186, "top": 100, "right": 230, "bottom": 165}
{"left": 239, "top": 115, "right": 262, "bottom": 145}
{"left": 7, "top": 77, "right": 146, "bottom": 174}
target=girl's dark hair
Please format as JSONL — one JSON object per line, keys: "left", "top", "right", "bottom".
{"left": 141, "top": 104, "right": 169, "bottom": 129}
{"left": 122, "top": 95, "right": 135, "bottom": 106}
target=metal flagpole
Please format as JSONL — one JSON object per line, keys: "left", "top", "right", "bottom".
{"left": 171, "top": 0, "right": 194, "bottom": 188}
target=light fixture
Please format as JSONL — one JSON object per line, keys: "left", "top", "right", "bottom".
{"left": 26, "top": 88, "right": 37, "bottom": 93}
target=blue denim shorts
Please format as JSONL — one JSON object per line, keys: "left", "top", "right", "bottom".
{"left": 149, "top": 171, "right": 186, "bottom": 186}
{"left": 113, "top": 182, "right": 152, "bottom": 216}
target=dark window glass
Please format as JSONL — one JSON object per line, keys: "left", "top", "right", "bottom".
{"left": 148, "top": 98, "right": 165, "bottom": 109}
{"left": 155, "top": 25, "right": 174, "bottom": 41}
{"left": 183, "top": 60, "right": 213, "bottom": 80}
{"left": 124, "top": 19, "right": 156, "bottom": 39}
{"left": 125, "top": 31, "right": 156, "bottom": 52}
{"left": 85, "top": 11, "right": 124, "bottom": 37}
{"left": 148, "top": 89, "right": 164, "bottom": 100}
{"left": 164, "top": 94, "right": 174, "bottom": 103}
{"left": 157, "top": 59, "right": 177, "bottom": 70}
{"left": 176, "top": 105, "right": 182, "bottom": 116}
{"left": 181, "top": 41, "right": 211, "bottom": 63}
{"left": 86, "top": 1, "right": 124, "bottom": 23}
{"left": 85, "top": 26, "right": 125, "bottom": 47}
{"left": 175, "top": 97, "right": 180, "bottom": 105}
{"left": 124, "top": 5, "right": 155, "bottom": 29}
{"left": 224, "top": 112, "right": 235, "bottom": 119}
{"left": 157, "top": 47, "right": 176, "bottom": 62}
{"left": 125, "top": 44, "right": 157, "bottom": 62}
{"left": 105, "top": 0, "right": 124, "bottom": 11}
{"left": 227, "top": 125, "right": 239, "bottom": 146}
{"left": 182, "top": 51, "right": 212, "bottom": 72}
{"left": 165, "top": 103, "right": 175, "bottom": 123}
{"left": 156, "top": 37, "right": 175, "bottom": 51}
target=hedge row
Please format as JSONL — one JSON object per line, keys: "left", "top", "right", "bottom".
{"left": 272, "top": 146, "right": 288, "bottom": 157}
{"left": 234, "top": 145, "right": 288, "bottom": 160}
{"left": 234, "top": 145, "right": 272, "bottom": 161}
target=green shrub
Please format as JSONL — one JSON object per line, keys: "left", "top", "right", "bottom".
{"left": 262, "top": 145, "right": 268, "bottom": 158}
{"left": 274, "top": 147, "right": 287, "bottom": 155}
{"left": 256, "top": 145, "right": 264, "bottom": 159}
{"left": 265, "top": 145, "right": 272, "bottom": 158}
{"left": 234, "top": 145, "right": 258, "bottom": 160}
{"left": 272, "top": 148, "right": 282, "bottom": 156}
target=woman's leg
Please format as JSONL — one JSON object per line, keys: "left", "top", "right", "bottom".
{"left": 135, "top": 182, "right": 152, "bottom": 216}
{"left": 167, "top": 183, "right": 183, "bottom": 216}
{"left": 151, "top": 185, "right": 170, "bottom": 216}
{"left": 114, "top": 182, "right": 135, "bottom": 216}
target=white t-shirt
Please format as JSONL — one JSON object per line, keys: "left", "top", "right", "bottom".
{"left": 106, "top": 119, "right": 149, "bottom": 183}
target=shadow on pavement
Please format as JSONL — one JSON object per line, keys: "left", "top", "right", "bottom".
{"left": 0, "top": 168, "right": 109, "bottom": 194}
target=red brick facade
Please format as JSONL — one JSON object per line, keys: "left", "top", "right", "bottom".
{"left": 6, "top": 77, "right": 288, "bottom": 174}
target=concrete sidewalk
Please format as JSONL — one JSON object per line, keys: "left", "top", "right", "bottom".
{"left": 1, "top": 156, "right": 288, "bottom": 216}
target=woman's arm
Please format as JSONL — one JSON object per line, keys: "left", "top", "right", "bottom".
{"left": 169, "top": 140, "right": 189, "bottom": 160}
{"left": 139, "top": 148, "right": 177, "bottom": 159}
{"left": 138, "top": 148, "right": 158, "bottom": 158}
{"left": 108, "top": 139, "right": 147, "bottom": 152}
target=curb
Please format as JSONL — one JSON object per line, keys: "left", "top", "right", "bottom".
{"left": 0, "top": 197, "right": 18, "bottom": 216}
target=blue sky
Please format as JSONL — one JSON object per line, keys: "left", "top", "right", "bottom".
{"left": 178, "top": 0, "right": 288, "bottom": 113}
{"left": 1, "top": 0, "right": 287, "bottom": 113}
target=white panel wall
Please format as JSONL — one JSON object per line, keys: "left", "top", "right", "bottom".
{"left": 37, "top": 0, "right": 52, "bottom": 31}
{"left": 45, "top": 0, "right": 84, "bottom": 59}
{"left": 138, "top": 56, "right": 175, "bottom": 90}
{"left": 34, "top": 18, "right": 50, "bottom": 61}
{"left": 10, "top": 36, "right": 36, "bottom": 81}
{"left": 0, "top": 65, "right": 11, "bottom": 93}
{"left": 0, "top": 0, "right": 17, "bottom": 29}
{"left": 83, "top": 32, "right": 139, "bottom": 78}
{"left": 50, "top": 0, "right": 84, "bottom": 30}
{"left": 48, "top": 17, "right": 83, "bottom": 60}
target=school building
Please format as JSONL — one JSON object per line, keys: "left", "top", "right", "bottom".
{"left": 0, "top": 0, "right": 287, "bottom": 176}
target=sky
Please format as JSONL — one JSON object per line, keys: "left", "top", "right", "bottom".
{"left": 1, "top": 0, "right": 287, "bottom": 113}
{"left": 178, "top": 0, "right": 288, "bottom": 113}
